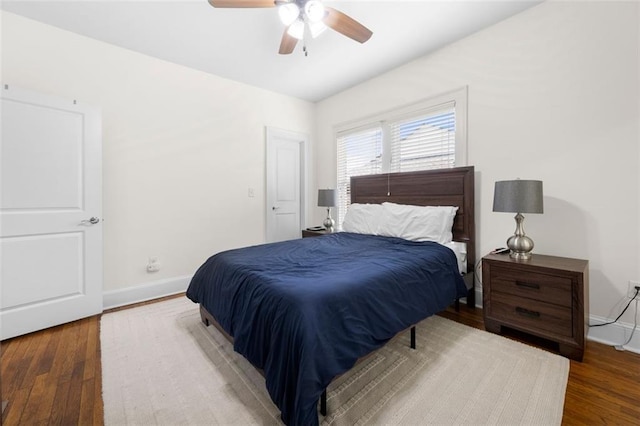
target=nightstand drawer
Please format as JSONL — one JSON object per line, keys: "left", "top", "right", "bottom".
{"left": 490, "top": 292, "right": 573, "bottom": 338}
{"left": 490, "top": 265, "right": 572, "bottom": 307}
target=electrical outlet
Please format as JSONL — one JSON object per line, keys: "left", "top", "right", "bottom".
{"left": 147, "top": 257, "right": 160, "bottom": 273}
{"left": 628, "top": 280, "right": 640, "bottom": 299}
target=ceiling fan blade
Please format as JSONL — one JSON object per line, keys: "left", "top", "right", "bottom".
{"left": 324, "top": 7, "right": 372, "bottom": 44}
{"left": 279, "top": 29, "right": 298, "bottom": 55}
{"left": 208, "top": 0, "right": 276, "bottom": 8}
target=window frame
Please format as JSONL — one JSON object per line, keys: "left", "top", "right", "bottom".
{"left": 334, "top": 87, "right": 468, "bottom": 225}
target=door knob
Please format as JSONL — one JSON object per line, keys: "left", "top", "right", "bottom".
{"left": 80, "top": 217, "right": 100, "bottom": 225}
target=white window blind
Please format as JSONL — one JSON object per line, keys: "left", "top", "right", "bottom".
{"left": 336, "top": 126, "right": 383, "bottom": 225}
{"left": 389, "top": 103, "right": 456, "bottom": 172}
{"left": 335, "top": 89, "right": 466, "bottom": 227}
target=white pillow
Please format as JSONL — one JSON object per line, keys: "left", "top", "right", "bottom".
{"left": 378, "top": 202, "right": 458, "bottom": 244}
{"left": 342, "top": 203, "right": 383, "bottom": 235}
{"left": 443, "top": 241, "right": 467, "bottom": 274}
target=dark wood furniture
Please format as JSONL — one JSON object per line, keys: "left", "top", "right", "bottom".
{"left": 302, "top": 228, "right": 332, "bottom": 238}
{"left": 351, "top": 166, "right": 476, "bottom": 306}
{"left": 482, "top": 253, "right": 589, "bottom": 361}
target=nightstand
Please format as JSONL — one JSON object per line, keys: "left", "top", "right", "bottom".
{"left": 301, "top": 228, "right": 332, "bottom": 238}
{"left": 482, "top": 253, "right": 589, "bottom": 361}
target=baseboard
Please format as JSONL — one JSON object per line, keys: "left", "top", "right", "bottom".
{"left": 474, "top": 287, "right": 482, "bottom": 308}
{"left": 103, "top": 275, "right": 192, "bottom": 310}
{"left": 587, "top": 315, "right": 640, "bottom": 354}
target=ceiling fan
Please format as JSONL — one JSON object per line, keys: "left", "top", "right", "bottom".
{"left": 208, "top": 0, "right": 373, "bottom": 55}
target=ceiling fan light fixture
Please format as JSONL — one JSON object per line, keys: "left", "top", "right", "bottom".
{"left": 304, "top": 0, "right": 325, "bottom": 23}
{"left": 278, "top": 3, "right": 300, "bottom": 26}
{"left": 308, "top": 21, "right": 327, "bottom": 38}
{"left": 287, "top": 19, "right": 305, "bottom": 40}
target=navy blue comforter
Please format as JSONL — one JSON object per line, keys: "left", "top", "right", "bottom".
{"left": 186, "top": 232, "right": 467, "bottom": 425}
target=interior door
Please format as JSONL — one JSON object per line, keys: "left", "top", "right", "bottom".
{"left": 0, "top": 85, "right": 102, "bottom": 340}
{"left": 265, "top": 127, "right": 306, "bottom": 243}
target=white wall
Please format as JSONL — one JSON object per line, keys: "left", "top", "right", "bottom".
{"left": 316, "top": 0, "right": 640, "bottom": 331}
{"left": 1, "top": 11, "right": 316, "bottom": 301}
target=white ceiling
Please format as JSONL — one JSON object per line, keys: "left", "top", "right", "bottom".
{"left": 1, "top": 0, "right": 542, "bottom": 102}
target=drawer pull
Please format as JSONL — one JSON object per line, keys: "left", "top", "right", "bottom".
{"left": 515, "top": 281, "right": 540, "bottom": 290}
{"left": 515, "top": 307, "right": 541, "bottom": 318}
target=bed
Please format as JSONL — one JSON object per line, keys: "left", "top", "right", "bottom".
{"left": 186, "top": 166, "right": 475, "bottom": 425}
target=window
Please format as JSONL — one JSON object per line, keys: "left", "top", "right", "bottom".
{"left": 336, "top": 125, "right": 383, "bottom": 224}
{"left": 336, "top": 88, "right": 467, "bottom": 225}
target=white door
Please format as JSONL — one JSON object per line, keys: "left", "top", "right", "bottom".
{"left": 266, "top": 127, "right": 306, "bottom": 243}
{"left": 0, "top": 85, "right": 102, "bottom": 340}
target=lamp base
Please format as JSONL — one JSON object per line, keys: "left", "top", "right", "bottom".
{"left": 323, "top": 208, "right": 335, "bottom": 232}
{"left": 508, "top": 249, "right": 532, "bottom": 261}
{"left": 507, "top": 213, "right": 534, "bottom": 260}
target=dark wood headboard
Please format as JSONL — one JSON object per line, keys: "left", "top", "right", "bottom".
{"left": 350, "top": 166, "right": 476, "bottom": 279}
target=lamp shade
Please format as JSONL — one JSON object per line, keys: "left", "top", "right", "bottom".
{"left": 493, "top": 180, "right": 543, "bottom": 214}
{"left": 287, "top": 19, "right": 305, "bottom": 40}
{"left": 309, "top": 21, "right": 327, "bottom": 38}
{"left": 317, "top": 189, "right": 337, "bottom": 207}
{"left": 278, "top": 3, "right": 300, "bottom": 26}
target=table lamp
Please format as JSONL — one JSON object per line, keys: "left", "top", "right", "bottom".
{"left": 317, "top": 189, "right": 337, "bottom": 232}
{"left": 493, "top": 179, "right": 543, "bottom": 260}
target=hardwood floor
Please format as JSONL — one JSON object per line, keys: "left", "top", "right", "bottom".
{"left": 2, "top": 297, "right": 639, "bottom": 425}
{"left": 1, "top": 315, "right": 102, "bottom": 426}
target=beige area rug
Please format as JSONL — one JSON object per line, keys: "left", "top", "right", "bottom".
{"left": 101, "top": 297, "right": 569, "bottom": 425}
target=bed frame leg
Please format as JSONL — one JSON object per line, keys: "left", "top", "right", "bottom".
{"left": 455, "top": 298, "right": 460, "bottom": 312}
{"left": 320, "top": 389, "right": 327, "bottom": 416}
{"left": 466, "top": 286, "right": 476, "bottom": 308}
{"left": 199, "top": 306, "right": 210, "bottom": 326}
{"left": 410, "top": 326, "right": 416, "bottom": 349}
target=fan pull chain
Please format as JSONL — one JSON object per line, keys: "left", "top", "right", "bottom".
{"left": 303, "top": 44, "right": 308, "bottom": 57}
